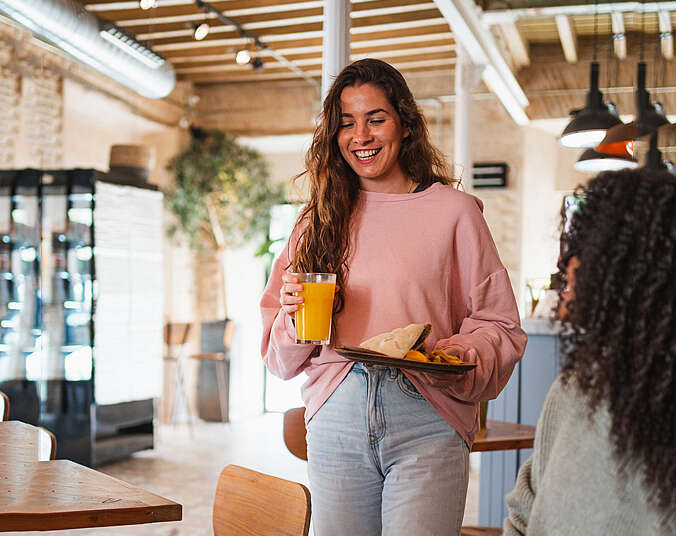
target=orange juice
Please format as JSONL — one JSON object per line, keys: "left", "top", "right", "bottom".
{"left": 295, "top": 281, "right": 336, "bottom": 344}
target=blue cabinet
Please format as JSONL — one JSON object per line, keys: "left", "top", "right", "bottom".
{"left": 478, "top": 319, "right": 561, "bottom": 527}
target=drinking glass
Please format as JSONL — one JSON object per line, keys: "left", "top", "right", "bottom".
{"left": 293, "top": 273, "right": 336, "bottom": 345}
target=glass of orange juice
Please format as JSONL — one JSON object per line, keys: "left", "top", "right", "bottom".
{"left": 293, "top": 273, "right": 336, "bottom": 345}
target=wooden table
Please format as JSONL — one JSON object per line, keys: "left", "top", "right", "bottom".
{"left": 0, "top": 421, "right": 182, "bottom": 532}
{"left": 471, "top": 419, "right": 536, "bottom": 452}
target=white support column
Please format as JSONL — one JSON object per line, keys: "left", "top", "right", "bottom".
{"left": 454, "top": 44, "right": 483, "bottom": 192}
{"left": 321, "top": 0, "right": 351, "bottom": 102}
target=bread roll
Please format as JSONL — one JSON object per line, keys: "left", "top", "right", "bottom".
{"left": 359, "top": 323, "right": 429, "bottom": 358}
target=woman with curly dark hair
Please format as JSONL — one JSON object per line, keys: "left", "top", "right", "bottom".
{"left": 261, "top": 59, "right": 527, "bottom": 535}
{"left": 504, "top": 167, "right": 676, "bottom": 534}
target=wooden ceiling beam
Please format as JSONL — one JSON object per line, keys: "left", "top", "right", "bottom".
{"left": 496, "top": 21, "right": 530, "bottom": 68}
{"left": 187, "top": 57, "right": 454, "bottom": 83}
{"left": 658, "top": 10, "right": 674, "bottom": 60}
{"left": 94, "top": 0, "right": 429, "bottom": 23}
{"left": 124, "top": 7, "right": 322, "bottom": 33}
{"left": 159, "top": 23, "right": 452, "bottom": 57}
{"left": 171, "top": 37, "right": 453, "bottom": 68}
{"left": 85, "top": 0, "right": 318, "bottom": 19}
{"left": 555, "top": 14, "right": 578, "bottom": 63}
{"left": 149, "top": 9, "right": 444, "bottom": 47}
{"left": 175, "top": 45, "right": 454, "bottom": 73}
{"left": 610, "top": 12, "right": 626, "bottom": 59}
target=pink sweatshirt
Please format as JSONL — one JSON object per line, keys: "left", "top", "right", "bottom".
{"left": 260, "top": 182, "right": 527, "bottom": 446}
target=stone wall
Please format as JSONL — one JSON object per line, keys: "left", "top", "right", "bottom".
{"left": 0, "top": 33, "right": 63, "bottom": 169}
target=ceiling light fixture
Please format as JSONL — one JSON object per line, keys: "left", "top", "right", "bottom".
{"left": 139, "top": 0, "right": 156, "bottom": 9}
{"left": 194, "top": 0, "right": 319, "bottom": 89}
{"left": 193, "top": 22, "right": 209, "bottom": 41}
{"left": 559, "top": 62, "right": 623, "bottom": 148}
{"left": 235, "top": 49, "right": 251, "bottom": 65}
{"left": 596, "top": 63, "right": 670, "bottom": 161}
{"left": 573, "top": 148, "right": 638, "bottom": 173}
{"left": 597, "top": 122, "right": 638, "bottom": 158}
{"left": 634, "top": 62, "right": 670, "bottom": 136}
{"left": 559, "top": 5, "right": 622, "bottom": 148}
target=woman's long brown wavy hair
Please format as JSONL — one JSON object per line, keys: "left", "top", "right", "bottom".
{"left": 557, "top": 168, "right": 676, "bottom": 527}
{"left": 290, "top": 58, "right": 456, "bottom": 314}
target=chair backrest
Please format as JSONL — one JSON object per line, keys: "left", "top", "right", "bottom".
{"left": 0, "top": 391, "right": 9, "bottom": 421}
{"left": 164, "top": 322, "right": 192, "bottom": 346}
{"left": 213, "top": 464, "right": 311, "bottom": 536}
{"left": 164, "top": 322, "right": 192, "bottom": 361}
{"left": 200, "top": 319, "right": 234, "bottom": 354}
{"left": 460, "top": 527, "right": 503, "bottom": 536}
{"left": 38, "top": 427, "right": 57, "bottom": 461}
{"left": 283, "top": 407, "right": 308, "bottom": 461}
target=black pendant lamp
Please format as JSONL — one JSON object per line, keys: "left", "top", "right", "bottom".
{"left": 635, "top": 62, "right": 670, "bottom": 136}
{"left": 574, "top": 148, "right": 638, "bottom": 173}
{"left": 596, "top": 62, "right": 670, "bottom": 168}
{"left": 559, "top": 62, "right": 623, "bottom": 148}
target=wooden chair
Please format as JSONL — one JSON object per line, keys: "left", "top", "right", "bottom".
{"left": 460, "top": 528, "right": 502, "bottom": 536}
{"left": 0, "top": 391, "right": 9, "bottom": 421}
{"left": 281, "top": 407, "right": 511, "bottom": 536}
{"left": 212, "top": 464, "right": 311, "bottom": 536}
{"left": 190, "top": 319, "right": 235, "bottom": 423}
{"left": 283, "top": 406, "right": 307, "bottom": 461}
{"left": 163, "top": 322, "right": 194, "bottom": 435}
{"left": 39, "top": 427, "right": 57, "bottom": 461}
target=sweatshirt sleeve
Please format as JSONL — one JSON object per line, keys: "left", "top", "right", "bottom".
{"left": 260, "top": 242, "right": 316, "bottom": 380}
{"left": 503, "top": 376, "right": 566, "bottom": 534}
{"left": 435, "top": 198, "right": 527, "bottom": 403}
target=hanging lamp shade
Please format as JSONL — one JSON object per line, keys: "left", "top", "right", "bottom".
{"left": 634, "top": 62, "right": 670, "bottom": 137}
{"left": 596, "top": 63, "right": 671, "bottom": 161}
{"left": 574, "top": 148, "right": 638, "bottom": 173}
{"left": 597, "top": 122, "right": 638, "bottom": 157}
{"left": 559, "top": 62, "right": 623, "bottom": 148}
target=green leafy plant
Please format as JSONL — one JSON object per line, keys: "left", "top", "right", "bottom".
{"left": 164, "top": 129, "right": 285, "bottom": 252}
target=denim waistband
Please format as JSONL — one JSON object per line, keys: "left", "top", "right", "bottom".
{"left": 351, "top": 361, "right": 399, "bottom": 379}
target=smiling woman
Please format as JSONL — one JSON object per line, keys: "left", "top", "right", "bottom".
{"left": 260, "top": 59, "right": 526, "bottom": 536}
{"left": 337, "top": 83, "right": 410, "bottom": 192}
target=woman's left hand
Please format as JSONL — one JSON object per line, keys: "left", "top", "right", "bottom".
{"left": 417, "top": 370, "right": 464, "bottom": 389}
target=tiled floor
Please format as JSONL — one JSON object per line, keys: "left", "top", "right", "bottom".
{"left": 9, "top": 414, "right": 479, "bottom": 535}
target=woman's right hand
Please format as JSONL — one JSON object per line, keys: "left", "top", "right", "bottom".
{"left": 280, "top": 272, "right": 304, "bottom": 318}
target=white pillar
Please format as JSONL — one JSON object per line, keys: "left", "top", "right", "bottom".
{"left": 321, "top": 0, "right": 351, "bottom": 102}
{"left": 453, "top": 44, "right": 483, "bottom": 191}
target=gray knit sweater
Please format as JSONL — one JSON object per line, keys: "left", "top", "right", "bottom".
{"left": 503, "top": 376, "right": 672, "bottom": 535}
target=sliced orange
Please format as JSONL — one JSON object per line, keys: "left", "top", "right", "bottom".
{"left": 404, "top": 350, "right": 429, "bottom": 362}
{"left": 431, "top": 350, "right": 464, "bottom": 365}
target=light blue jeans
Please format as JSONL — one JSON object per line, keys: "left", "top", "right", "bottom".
{"left": 306, "top": 363, "right": 469, "bottom": 536}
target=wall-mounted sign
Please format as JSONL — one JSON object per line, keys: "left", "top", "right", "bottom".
{"left": 472, "top": 163, "right": 508, "bottom": 188}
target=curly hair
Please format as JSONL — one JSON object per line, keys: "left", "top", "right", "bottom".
{"left": 557, "top": 167, "right": 676, "bottom": 522}
{"left": 290, "top": 59, "right": 455, "bottom": 314}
